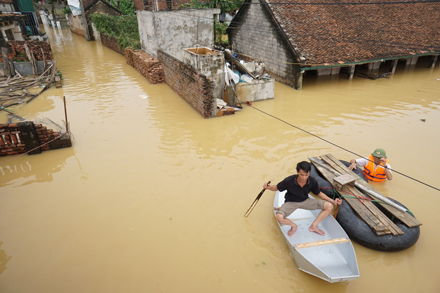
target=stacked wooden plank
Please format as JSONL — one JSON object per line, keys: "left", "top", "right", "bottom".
{"left": 310, "top": 154, "right": 421, "bottom": 236}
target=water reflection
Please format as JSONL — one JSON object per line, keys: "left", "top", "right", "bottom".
{"left": 0, "top": 147, "right": 75, "bottom": 188}
{"left": 0, "top": 241, "right": 11, "bottom": 275}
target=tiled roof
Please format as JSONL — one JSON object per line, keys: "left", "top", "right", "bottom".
{"left": 0, "top": 13, "right": 27, "bottom": 22}
{"left": 262, "top": 0, "right": 440, "bottom": 65}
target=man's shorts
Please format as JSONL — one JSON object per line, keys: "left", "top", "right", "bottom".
{"left": 276, "top": 198, "right": 326, "bottom": 218}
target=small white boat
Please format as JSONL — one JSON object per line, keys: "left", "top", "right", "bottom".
{"left": 274, "top": 190, "right": 360, "bottom": 283}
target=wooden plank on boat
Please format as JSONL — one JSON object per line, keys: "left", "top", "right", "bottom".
{"left": 310, "top": 157, "right": 392, "bottom": 235}
{"left": 321, "top": 155, "right": 403, "bottom": 236}
{"left": 323, "top": 153, "right": 421, "bottom": 228}
{"left": 296, "top": 238, "right": 350, "bottom": 249}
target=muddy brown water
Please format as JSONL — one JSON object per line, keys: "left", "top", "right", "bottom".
{"left": 1, "top": 26, "right": 440, "bottom": 292}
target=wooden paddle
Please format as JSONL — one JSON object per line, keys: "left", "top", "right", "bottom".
{"left": 333, "top": 204, "right": 340, "bottom": 218}
{"left": 244, "top": 181, "right": 271, "bottom": 218}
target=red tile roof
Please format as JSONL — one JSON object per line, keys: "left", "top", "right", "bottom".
{"left": 262, "top": 0, "right": 440, "bottom": 65}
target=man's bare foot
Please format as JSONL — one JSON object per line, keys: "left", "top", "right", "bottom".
{"left": 287, "top": 226, "right": 297, "bottom": 237}
{"left": 309, "top": 226, "right": 325, "bottom": 236}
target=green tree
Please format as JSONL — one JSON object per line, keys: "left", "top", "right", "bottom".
{"left": 109, "top": 0, "right": 135, "bottom": 16}
{"left": 181, "top": 0, "right": 243, "bottom": 14}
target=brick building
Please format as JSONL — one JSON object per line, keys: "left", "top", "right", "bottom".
{"left": 228, "top": 0, "right": 440, "bottom": 89}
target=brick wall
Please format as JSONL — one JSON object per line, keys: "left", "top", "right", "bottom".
{"left": 0, "top": 41, "right": 53, "bottom": 62}
{"left": 0, "top": 122, "right": 71, "bottom": 157}
{"left": 126, "top": 48, "right": 165, "bottom": 84}
{"left": 0, "top": 124, "right": 26, "bottom": 156}
{"left": 158, "top": 50, "right": 215, "bottom": 118}
{"left": 125, "top": 47, "right": 134, "bottom": 66}
{"left": 133, "top": 0, "right": 145, "bottom": 11}
{"left": 228, "top": 0, "right": 301, "bottom": 88}
{"left": 101, "top": 33, "right": 125, "bottom": 55}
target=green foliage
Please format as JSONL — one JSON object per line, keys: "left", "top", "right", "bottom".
{"left": 90, "top": 13, "right": 140, "bottom": 50}
{"left": 180, "top": 0, "right": 243, "bottom": 14}
{"left": 109, "top": 0, "right": 135, "bottom": 16}
{"left": 215, "top": 20, "right": 229, "bottom": 35}
{"left": 62, "top": 7, "right": 71, "bottom": 15}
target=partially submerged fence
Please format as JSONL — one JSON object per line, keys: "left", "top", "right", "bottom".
{"left": 0, "top": 122, "right": 71, "bottom": 156}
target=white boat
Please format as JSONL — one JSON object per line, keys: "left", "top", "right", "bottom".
{"left": 274, "top": 190, "right": 360, "bottom": 283}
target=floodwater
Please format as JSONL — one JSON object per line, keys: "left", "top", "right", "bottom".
{"left": 1, "top": 26, "right": 440, "bottom": 293}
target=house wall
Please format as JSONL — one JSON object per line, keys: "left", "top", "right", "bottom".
{"left": 157, "top": 50, "right": 215, "bottom": 118}
{"left": 236, "top": 78, "right": 275, "bottom": 102}
{"left": 0, "top": 3, "right": 14, "bottom": 12}
{"left": 137, "top": 9, "right": 220, "bottom": 61}
{"left": 228, "top": 0, "right": 301, "bottom": 88}
{"left": 86, "top": 1, "right": 121, "bottom": 16}
{"left": 182, "top": 48, "right": 224, "bottom": 100}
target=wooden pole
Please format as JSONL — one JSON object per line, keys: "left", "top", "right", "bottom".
{"left": 429, "top": 55, "right": 438, "bottom": 69}
{"left": 244, "top": 181, "right": 271, "bottom": 218}
{"left": 2, "top": 47, "right": 12, "bottom": 77}
{"left": 63, "top": 96, "right": 69, "bottom": 133}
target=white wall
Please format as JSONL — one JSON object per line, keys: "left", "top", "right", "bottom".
{"left": 137, "top": 9, "right": 220, "bottom": 61}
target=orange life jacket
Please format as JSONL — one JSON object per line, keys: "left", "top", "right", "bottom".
{"left": 363, "top": 155, "right": 390, "bottom": 182}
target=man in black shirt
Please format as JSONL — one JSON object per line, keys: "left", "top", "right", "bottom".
{"left": 264, "top": 161, "right": 342, "bottom": 237}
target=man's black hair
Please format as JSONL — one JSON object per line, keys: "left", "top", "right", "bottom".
{"left": 296, "top": 161, "right": 311, "bottom": 173}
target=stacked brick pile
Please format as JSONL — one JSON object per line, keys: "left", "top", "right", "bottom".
{"left": 0, "top": 41, "right": 53, "bottom": 62}
{"left": 0, "top": 124, "right": 26, "bottom": 156}
{"left": 101, "top": 33, "right": 125, "bottom": 55}
{"left": 35, "top": 124, "right": 61, "bottom": 151}
{"left": 132, "top": 50, "right": 165, "bottom": 84}
{"left": 124, "top": 47, "right": 134, "bottom": 66}
{"left": 157, "top": 50, "right": 215, "bottom": 118}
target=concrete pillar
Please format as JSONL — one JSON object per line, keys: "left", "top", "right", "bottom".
{"left": 406, "top": 56, "right": 418, "bottom": 66}
{"left": 347, "top": 65, "right": 355, "bottom": 80}
{"left": 368, "top": 61, "right": 380, "bottom": 71}
{"left": 429, "top": 55, "right": 438, "bottom": 69}
{"left": 390, "top": 60, "right": 398, "bottom": 74}
{"left": 295, "top": 70, "right": 304, "bottom": 90}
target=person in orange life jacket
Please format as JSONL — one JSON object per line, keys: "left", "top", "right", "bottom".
{"left": 264, "top": 161, "right": 342, "bottom": 238}
{"left": 348, "top": 148, "right": 392, "bottom": 181}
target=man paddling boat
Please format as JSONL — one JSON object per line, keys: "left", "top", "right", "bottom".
{"left": 264, "top": 161, "right": 342, "bottom": 237}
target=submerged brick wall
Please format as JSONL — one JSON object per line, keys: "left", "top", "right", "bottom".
{"left": 0, "top": 122, "right": 71, "bottom": 157}
{"left": 0, "top": 41, "right": 53, "bottom": 62}
{"left": 101, "top": 33, "right": 125, "bottom": 55}
{"left": 157, "top": 50, "right": 215, "bottom": 118}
